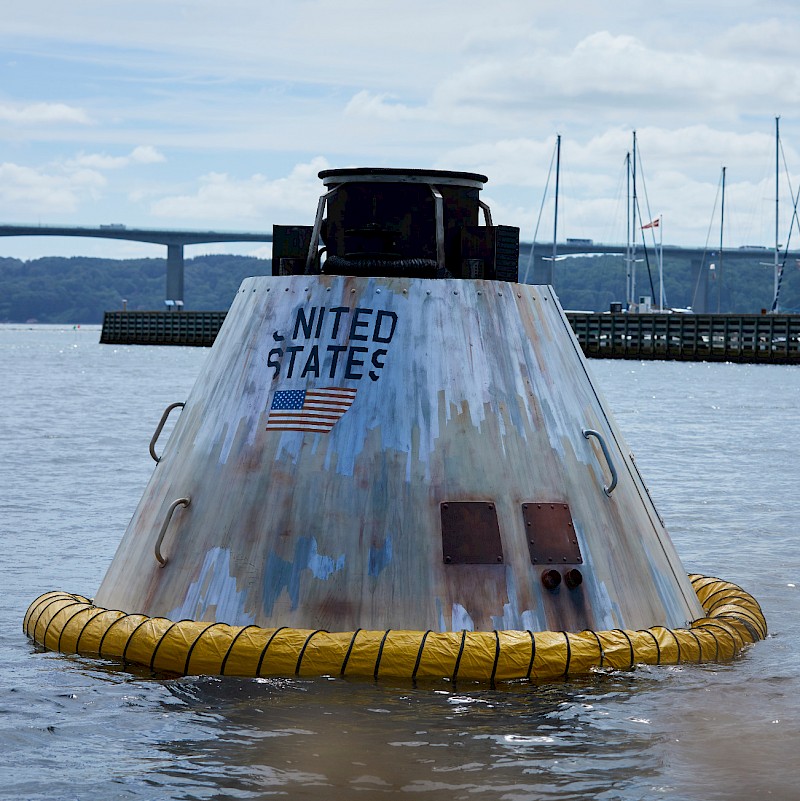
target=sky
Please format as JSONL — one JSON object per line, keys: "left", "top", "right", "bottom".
{"left": 1, "top": 0, "right": 800, "bottom": 261}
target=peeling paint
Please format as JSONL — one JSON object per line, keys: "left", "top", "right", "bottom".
{"left": 262, "top": 536, "right": 346, "bottom": 615}
{"left": 451, "top": 603, "right": 475, "bottom": 631}
{"left": 368, "top": 533, "right": 393, "bottom": 577}
{"left": 168, "top": 547, "right": 255, "bottom": 625}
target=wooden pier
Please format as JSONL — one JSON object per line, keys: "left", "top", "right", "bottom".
{"left": 566, "top": 312, "right": 800, "bottom": 364}
{"left": 101, "top": 309, "right": 800, "bottom": 364}
{"left": 100, "top": 310, "right": 226, "bottom": 347}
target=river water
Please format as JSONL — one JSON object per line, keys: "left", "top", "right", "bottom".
{"left": 1, "top": 323, "right": 798, "bottom": 800}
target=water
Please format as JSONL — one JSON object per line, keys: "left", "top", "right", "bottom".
{"left": 1, "top": 324, "right": 799, "bottom": 800}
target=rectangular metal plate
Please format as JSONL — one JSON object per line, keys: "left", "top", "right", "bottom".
{"left": 441, "top": 502, "right": 503, "bottom": 565}
{"left": 522, "top": 502, "right": 583, "bottom": 565}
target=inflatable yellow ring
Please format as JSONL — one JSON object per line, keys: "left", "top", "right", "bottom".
{"left": 23, "top": 575, "right": 766, "bottom": 682}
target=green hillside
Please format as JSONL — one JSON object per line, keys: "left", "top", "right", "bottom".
{"left": 1, "top": 251, "right": 798, "bottom": 324}
{"left": 0, "top": 254, "right": 272, "bottom": 323}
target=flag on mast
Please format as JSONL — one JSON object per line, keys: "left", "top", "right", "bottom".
{"left": 642, "top": 218, "right": 660, "bottom": 230}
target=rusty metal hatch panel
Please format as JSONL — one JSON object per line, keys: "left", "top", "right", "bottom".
{"left": 441, "top": 502, "right": 503, "bottom": 564}
{"left": 522, "top": 502, "right": 583, "bottom": 565}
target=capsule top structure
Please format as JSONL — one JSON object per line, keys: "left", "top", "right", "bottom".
{"left": 94, "top": 167, "right": 704, "bottom": 635}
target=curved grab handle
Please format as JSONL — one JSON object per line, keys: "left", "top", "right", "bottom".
{"left": 582, "top": 429, "right": 618, "bottom": 496}
{"left": 155, "top": 497, "right": 190, "bottom": 567}
{"left": 149, "top": 402, "right": 185, "bottom": 463}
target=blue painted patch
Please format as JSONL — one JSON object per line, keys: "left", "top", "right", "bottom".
{"left": 368, "top": 533, "right": 393, "bottom": 577}
{"left": 262, "top": 536, "right": 346, "bottom": 615}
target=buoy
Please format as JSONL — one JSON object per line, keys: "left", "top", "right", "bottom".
{"left": 25, "top": 168, "right": 766, "bottom": 680}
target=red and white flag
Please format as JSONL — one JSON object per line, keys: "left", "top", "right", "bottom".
{"left": 266, "top": 387, "right": 357, "bottom": 433}
{"left": 642, "top": 218, "right": 660, "bottom": 230}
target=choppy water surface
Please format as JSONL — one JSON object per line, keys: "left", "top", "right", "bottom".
{"left": 1, "top": 324, "right": 799, "bottom": 800}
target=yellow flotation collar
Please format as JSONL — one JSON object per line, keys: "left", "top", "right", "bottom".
{"left": 24, "top": 575, "right": 766, "bottom": 682}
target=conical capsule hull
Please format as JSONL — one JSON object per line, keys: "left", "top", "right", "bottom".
{"left": 95, "top": 275, "right": 703, "bottom": 632}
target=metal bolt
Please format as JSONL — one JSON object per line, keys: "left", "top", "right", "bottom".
{"left": 541, "top": 569, "right": 561, "bottom": 590}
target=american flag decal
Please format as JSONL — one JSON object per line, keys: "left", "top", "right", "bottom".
{"left": 266, "top": 387, "right": 357, "bottom": 433}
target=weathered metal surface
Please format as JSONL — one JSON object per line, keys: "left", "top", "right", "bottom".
{"left": 522, "top": 503, "right": 583, "bottom": 566}
{"left": 95, "top": 275, "right": 704, "bottom": 633}
{"left": 441, "top": 502, "right": 503, "bottom": 565}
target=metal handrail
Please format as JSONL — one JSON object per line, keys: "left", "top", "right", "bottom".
{"left": 582, "top": 429, "right": 618, "bottom": 496}
{"left": 155, "top": 497, "right": 190, "bottom": 567}
{"left": 149, "top": 402, "right": 185, "bottom": 463}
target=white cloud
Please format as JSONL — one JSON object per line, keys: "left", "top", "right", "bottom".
{"left": 149, "top": 158, "right": 330, "bottom": 224}
{"left": 67, "top": 146, "right": 166, "bottom": 171}
{"left": 344, "top": 91, "right": 437, "bottom": 122}
{"left": 0, "top": 102, "right": 91, "bottom": 125}
{"left": 0, "top": 162, "right": 105, "bottom": 214}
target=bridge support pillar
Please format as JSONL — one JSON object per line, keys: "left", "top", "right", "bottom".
{"left": 166, "top": 244, "right": 185, "bottom": 308}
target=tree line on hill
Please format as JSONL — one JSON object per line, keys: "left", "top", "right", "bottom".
{"left": 1, "top": 252, "right": 798, "bottom": 324}
{"left": 0, "top": 255, "right": 272, "bottom": 323}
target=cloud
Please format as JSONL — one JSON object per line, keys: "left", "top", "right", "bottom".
{"left": 67, "top": 146, "right": 166, "bottom": 170}
{"left": 0, "top": 102, "right": 91, "bottom": 125}
{"left": 149, "top": 157, "right": 330, "bottom": 224}
{"left": 344, "top": 91, "right": 436, "bottom": 122}
{"left": 0, "top": 162, "right": 105, "bottom": 214}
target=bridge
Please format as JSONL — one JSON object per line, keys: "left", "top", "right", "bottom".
{"left": 0, "top": 223, "right": 273, "bottom": 307}
{"left": 2, "top": 223, "right": 798, "bottom": 313}
{"left": 522, "top": 241, "right": 800, "bottom": 312}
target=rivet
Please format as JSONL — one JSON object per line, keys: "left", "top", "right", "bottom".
{"left": 426, "top": 290, "right": 431, "bottom": 295}
{"left": 326, "top": 287, "right": 331, "bottom": 292}
{"left": 454, "top": 290, "right": 458, "bottom": 295}
{"left": 351, "top": 289, "right": 356, "bottom": 294}
{"left": 496, "top": 556, "right": 503, "bottom": 563}
{"left": 376, "top": 289, "right": 381, "bottom": 293}
{"left": 445, "top": 556, "right": 452, "bottom": 564}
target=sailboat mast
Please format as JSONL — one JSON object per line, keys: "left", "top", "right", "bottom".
{"left": 774, "top": 116, "right": 780, "bottom": 308}
{"left": 632, "top": 131, "right": 638, "bottom": 308}
{"left": 658, "top": 215, "right": 664, "bottom": 311}
{"left": 553, "top": 133, "right": 561, "bottom": 265}
{"left": 718, "top": 166, "right": 725, "bottom": 314}
{"left": 625, "top": 151, "right": 632, "bottom": 308}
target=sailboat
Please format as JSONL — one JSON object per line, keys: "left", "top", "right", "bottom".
{"left": 626, "top": 132, "right": 666, "bottom": 313}
{"left": 768, "top": 116, "right": 800, "bottom": 313}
